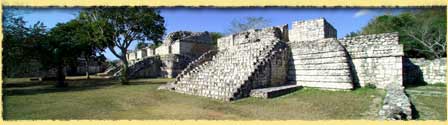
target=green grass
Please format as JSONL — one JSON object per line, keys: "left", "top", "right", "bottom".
{"left": 3, "top": 77, "right": 386, "bottom": 120}
{"left": 405, "top": 84, "right": 447, "bottom": 120}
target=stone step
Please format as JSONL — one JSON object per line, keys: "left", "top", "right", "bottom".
{"left": 291, "top": 52, "right": 346, "bottom": 60}
{"left": 288, "top": 69, "right": 351, "bottom": 76}
{"left": 292, "top": 57, "right": 348, "bottom": 65}
{"left": 295, "top": 75, "right": 352, "bottom": 82}
{"left": 288, "top": 65, "right": 350, "bottom": 70}
{"left": 290, "top": 48, "right": 344, "bottom": 55}
{"left": 296, "top": 81, "right": 353, "bottom": 90}
{"left": 250, "top": 84, "right": 302, "bottom": 98}
{"left": 170, "top": 39, "right": 281, "bottom": 101}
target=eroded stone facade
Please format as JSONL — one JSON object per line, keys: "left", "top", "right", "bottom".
{"left": 404, "top": 58, "right": 446, "bottom": 84}
{"left": 157, "top": 18, "right": 442, "bottom": 106}
{"left": 339, "top": 33, "right": 404, "bottom": 88}
{"left": 170, "top": 26, "right": 290, "bottom": 101}
{"left": 118, "top": 31, "right": 215, "bottom": 78}
{"left": 288, "top": 38, "right": 354, "bottom": 90}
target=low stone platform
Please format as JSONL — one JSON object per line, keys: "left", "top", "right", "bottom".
{"left": 250, "top": 85, "right": 302, "bottom": 99}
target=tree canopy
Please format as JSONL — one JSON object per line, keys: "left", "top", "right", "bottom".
{"left": 2, "top": 9, "right": 46, "bottom": 77}
{"left": 80, "top": 7, "right": 166, "bottom": 84}
{"left": 227, "top": 17, "right": 271, "bottom": 34}
{"left": 351, "top": 8, "right": 446, "bottom": 59}
{"left": 3, "top": 8, "right": 113, "bottom": 86}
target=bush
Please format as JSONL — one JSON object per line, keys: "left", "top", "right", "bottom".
{"left": 365, "top": 83, "right": 377, "bottom": 89}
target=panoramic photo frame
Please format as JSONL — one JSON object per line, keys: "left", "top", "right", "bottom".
{"left": 1, "top": 0, "right": 447, "bottom": 125}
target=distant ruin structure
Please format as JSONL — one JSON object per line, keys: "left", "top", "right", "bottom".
{"left": 107, "top": 31, "right": 215, "bottom": 79}
{"left": 105, "top": 18, "right": 447, "bottom": 120}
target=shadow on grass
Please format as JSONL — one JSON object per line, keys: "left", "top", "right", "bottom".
{"left": 3, "top": 78, "right": 170, "bottom": 96}
{"left": 405, "top": 92, "right": 421, "bottom": 119}
{"left": 404, "top": 82, "right": 428, "bottom": 89}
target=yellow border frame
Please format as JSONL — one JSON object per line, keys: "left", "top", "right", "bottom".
{"left": 1, "top": 0, "right": 447, "bottom": 125}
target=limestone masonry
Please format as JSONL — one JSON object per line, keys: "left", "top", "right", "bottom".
{"left": 110, "top": 17, "right": 446, "bottom": 120}
{"left": 154, "top": 18, "right": 444, "bottom": 101}
{"left": 112, "top": 31, "right": 215, "bottom": 79}
{"left": 120, "top": 18, "right": 444, "bottom": 102}
{"left": 404, "top": 58, "right": 446, "bottom": 84}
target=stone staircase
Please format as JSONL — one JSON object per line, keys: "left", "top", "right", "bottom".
{"left": 172, "top": 39, "right": 284, "bottom": 101}
{"left": 288, "top": 38, "right": 354, "bottom": 89}
{"left": 127, "top": 56, "right": 160, "bottom": 79}
{"left": 98, "top": 65, "right": 120, "bottom": 76}
{"left": 110, "top": 56, "right": 160, "bottom": 79}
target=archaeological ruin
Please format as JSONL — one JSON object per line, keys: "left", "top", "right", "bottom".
{"left": 159, "top": 18, "right": 409, "bottom": 100}
{"left": 108, "top": 18, "right": 445, "bottom": 120}
{"left": 104, "top": 31, "right": 216, "bottom": 79}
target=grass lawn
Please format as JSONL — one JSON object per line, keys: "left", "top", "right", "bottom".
{"left": 405, "top": 84, "right": 447, "bottom": 120}
{"left": 3, "top": 77, "right": 386, "bottom": 120}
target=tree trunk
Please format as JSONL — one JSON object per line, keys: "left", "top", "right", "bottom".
{"left": 120, "top": 59, "right": 130, "bottom": 85}
{"left": 55, "top": 64, "right": 67, "bottom": 87}
{"left": 85, "top": 56, "right": 90, "bottom": 80}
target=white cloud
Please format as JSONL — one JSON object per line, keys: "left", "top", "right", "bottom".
{"left": 353, "top": 9, "right": 370, "bottom": 18}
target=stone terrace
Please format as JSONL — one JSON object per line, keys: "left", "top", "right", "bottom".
{"left": 171, "top": 26, "right": 289, "bottom": 101}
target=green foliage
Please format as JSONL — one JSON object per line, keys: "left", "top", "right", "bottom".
{"left": 148, "top": 42, "right": 162, "bottom": 49}
{"left": 344, "top": 31, "right": 360, "bottom": 37}
{"left": 364, "top": 83, "right": 377, "bottom": 89}
{"left": 210, "top": 32, "right": 224, "bottom": 46}
{"left": 135, "top": 41, "right": 149, "bottom": 50}
{"left": 80, "top": 7, "right": 166, "bottom": 84}
{"left": 2, "top": 9, "right": 47, "bottom": 77}
{"left": 227, "top": 17, "right": 271, "bottom": 34}
{"left": 359, "top": 8, "right": 446, "bottom": 59}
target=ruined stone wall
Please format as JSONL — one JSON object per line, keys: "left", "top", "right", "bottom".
{"left": 217, "top": 25, "right": 287, "bottom": 50}
{"left": 249, "top": 42, "right": 289, "bottom": 89}
{"left": 379, "top": 84, "right": 412, "bottom": 120}
{"left": 217, "top": 35, "right": 233, "bottom": 50}
{"left": 136, "top": 49, "right": 147, "bottom": 59}
{"left": 178, "top": 41, "right": 216, "bottom": 57}
{"left": 123, "top": 31, "right": 214, "bottom": 78}
{"left": 129, "top": 56, "right": 161, "bottom": 79}
{"left": 156, "top": 31, "right": 213, "bottom": 56}
{"left": 339, "top": 33, "right": 404, "bottom": 88}
{"left": 172, "top": 26, "right": 289, "bottom": 101}
{"left": 155, "top": 44, "right": 171, "bottom": 55}
{"left": 289, "top": 18, "right": 337, "bottom": 42}
{"left": 160, "top": 54, "right": 194, "bottom": 78}
{"left": 404, "top": 58, "right": 446, "bottom": 84}
{"left": 146, "top": 48, "right": 155, "bottom": 57}
{"left": 288, "top": 38, "right": 354, "bottom": 89}
{"left": 127, "top": 51, "right": 137, "bottom": 64}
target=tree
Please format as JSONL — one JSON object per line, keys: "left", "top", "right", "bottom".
{"left": 3, "top": 9, "right": 28, "bottom": 77}
{"left": 2, "top": 8, "right": 45, "bottom": 78}
{"left": 344, "top": 31, "right": 360, "bottom": 37}
{"left": 36, "top": 21, "right": 82, "bottom": 87}
{"left": 81, "top": 7, "right": 166, "bottom": 84}
{"left": 75, "top": 15, "right": 112, "bottom": 79}
{"left": 210, "top": 32, "right": 224, "bottom": 46}
{"left": 402, "top": 14, "right": 446, "bottom": 59}
{"left": 359, "top": 8, "right": 446, "bottom": 59}
{"left": 227, "top": 17, "right": 271, "bottom": 34}
{"left": 135, "top": 41, "right": 149, "bottom": 50}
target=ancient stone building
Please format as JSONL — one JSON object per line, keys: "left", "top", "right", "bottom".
{"left": 157, "top": 18, "right": 429, "bottom": 104}
{"left": 116, "top": 31, "right": 215, "bottom": 78}
{"left": 404, "top": 58, "right": 446, "bottom": 84}
{"left": 165, "top": 26, "right": 290, "bottom": 101}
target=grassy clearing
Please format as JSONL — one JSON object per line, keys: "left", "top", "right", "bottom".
{"left": 3, "top": 77, "right": 385, "bottom": 120}
{"left": 405, "top": 84, "right": 447, "bottom": 120}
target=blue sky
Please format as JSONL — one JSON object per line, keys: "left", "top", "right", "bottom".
{"left": 12, "top": 7, "right": 411, "bottom": 60}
